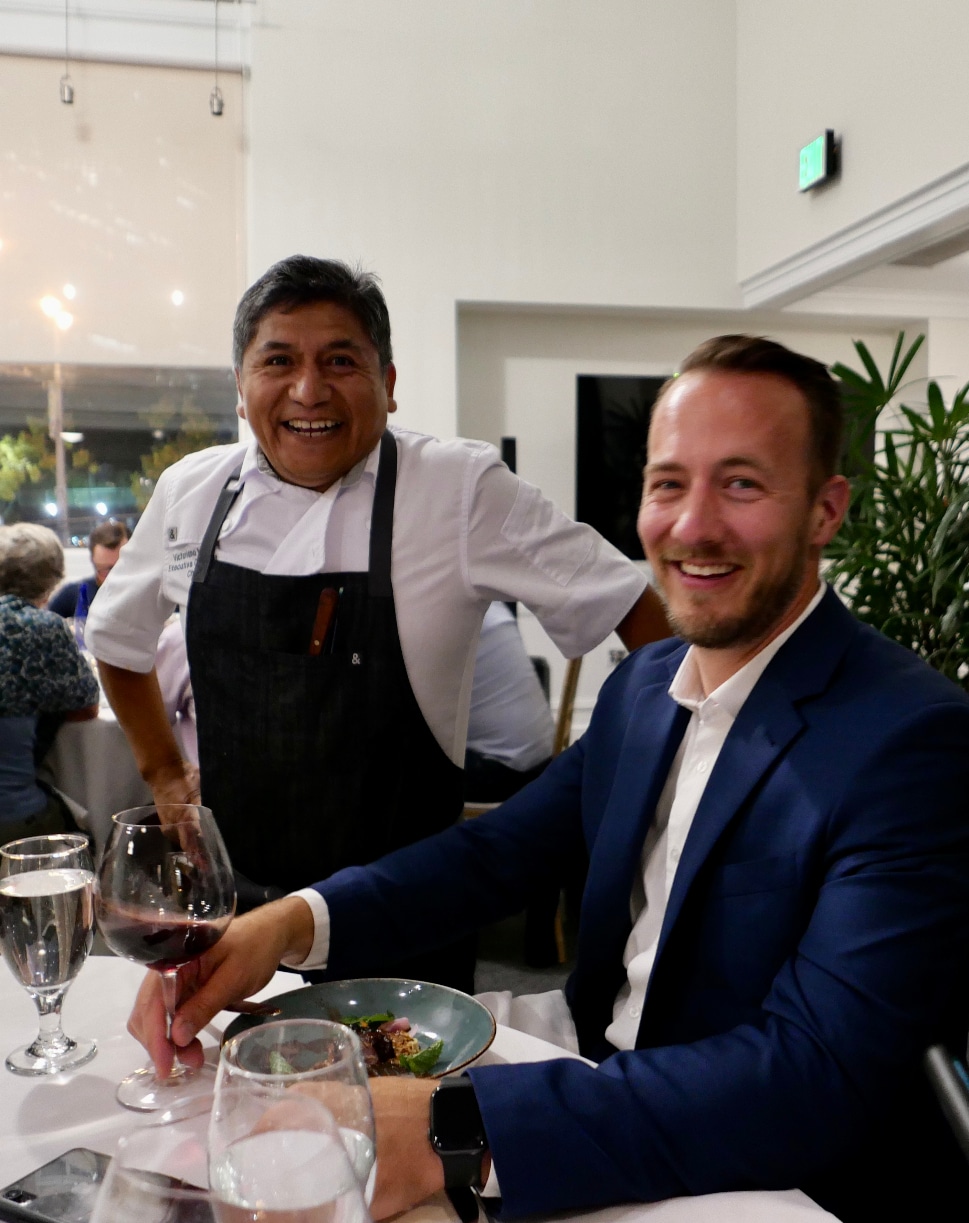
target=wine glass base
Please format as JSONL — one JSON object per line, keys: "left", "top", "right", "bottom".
{"left": 6, "top": 1035, "right": 97, "bottom": 1077}
{"left": 116, "top": 1062, "right": 214, "bottom": 1112}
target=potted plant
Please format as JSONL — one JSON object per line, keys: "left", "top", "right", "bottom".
{"left": 827, "top": 333, "right": 969, "bottom": 690}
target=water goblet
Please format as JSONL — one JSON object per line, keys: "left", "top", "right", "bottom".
{"left": 0, "top": 832, "right": 97, "bottom": 1075}
{"left": 95, "top": 803, "right": 235, "bottom": 1111}
{"left": 213, "top": 1019, "right": 376, "bottom": 1196}
{"left": 209, "top": 1087, "right": 371, "bottom": 1223}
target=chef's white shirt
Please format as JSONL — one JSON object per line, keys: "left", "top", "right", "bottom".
{"left": 86, "top": 424, "right": 647, "bottom": 767}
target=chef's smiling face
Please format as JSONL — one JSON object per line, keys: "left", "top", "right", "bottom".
{"left": 236, "top": 300, "right": 397, "bottom": 493}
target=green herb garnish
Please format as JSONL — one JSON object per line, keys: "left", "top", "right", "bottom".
{"left": 341, "top": 1012, "right": 395, "bottom": 1028}
{"left": 399, "top": 1039, "right": 444, "bottom": 1076}
{"left": 268, "top": 1050, "right": 297, "bottom": 1075}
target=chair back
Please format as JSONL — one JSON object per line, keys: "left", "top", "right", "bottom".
{"left": 552, "top": 657, "right": 582, "bottom": 757}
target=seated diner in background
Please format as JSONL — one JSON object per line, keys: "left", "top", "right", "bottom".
{"left": 463, "top": 601, "right": 554, "bottom": 802}
{"left": 86, "top": 255, "right": 669, "bottom": 991}
{"left": 0, "top": 524, "right": 99, "bottom": 844}
{"left": 128, "top": 335, "right": 969, "bottom": 1223}
{"left": 47, "top": 518, "right": 129, "bottom": 622}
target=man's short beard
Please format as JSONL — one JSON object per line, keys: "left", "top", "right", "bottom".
{"left": 658, "top": 538, "right": 811, "bottom": 651}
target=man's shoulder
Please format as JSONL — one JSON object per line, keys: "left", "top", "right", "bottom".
{"left": 390, "top": 424, "right": 496, "bottom": 468}
{"left": 47, "top": 580, "right": 82, "bottom": 617}
{"left": 775, "top": 590, "right": 969, "bottom": 715}
{"left": 163, "top": 441, "right": 248, "bottom": 482}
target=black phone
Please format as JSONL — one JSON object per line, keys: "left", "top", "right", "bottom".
{"left": 0, "top": 1149, "right": 110, "bottom": 1223}
{"left": 0, "top": 1148, "right": 214, "bottom": 1223}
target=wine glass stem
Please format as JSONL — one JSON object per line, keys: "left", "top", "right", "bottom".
{"left": 159, "top": 967, "right": 186, "bottom": 1079}
{"left": 30, "top": 988, "right": 70, "bottom": 1055}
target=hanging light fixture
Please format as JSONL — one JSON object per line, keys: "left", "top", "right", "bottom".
{"left": 210, "top": 0, "right": 224, "bottom": 116}
{"left": 60, "top": 0, "right": 74, "bottom": 104}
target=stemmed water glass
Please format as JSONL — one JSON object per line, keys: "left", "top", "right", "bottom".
{"left": 93, "top": 1092, "right": 370, "bottom": 1223}
{"left": 212, "top": 1019, "right": 376, "bottom": 1198}
{"left": 0, "top": 833, "right": 97, "bottom": 1075}
{"left": 94, "top": 804, "right": 235, "bottom": 1111}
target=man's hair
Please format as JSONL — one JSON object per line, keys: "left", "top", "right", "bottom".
{"left": 0, "top": 523, "right": 65, "bottom": 603}
{"left": 88, "top": 520, "right": 128, "bottom": 553}
{"left": 659, "top": 334, "right": 844, "bottom": 489}
{"left": 232, "top": 256, "right": 393, "bottom": 371}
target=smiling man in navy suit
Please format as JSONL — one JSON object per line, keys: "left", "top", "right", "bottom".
{"left": 130, "top": 336, "right": 969, "bottom": 1222}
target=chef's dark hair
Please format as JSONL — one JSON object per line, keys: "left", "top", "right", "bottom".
{"left": 233, "top": 256, "right": 393, "bottom": 371}
{"left": 656, "top": 334, "right": 843, "bottom": 494}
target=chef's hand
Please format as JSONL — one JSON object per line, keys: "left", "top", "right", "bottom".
{"left": 363, "top": 1078, "right": 491, "bottom": 1220}
{"left": 127, "top": 896, "right": 315, "bottom": 1077}
{"left": 146, "top": 757, "right": 201, "bottom": 809}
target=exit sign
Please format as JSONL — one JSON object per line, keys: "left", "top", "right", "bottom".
{"left": 799, "top": 130, "right": 839, "bottom": 192}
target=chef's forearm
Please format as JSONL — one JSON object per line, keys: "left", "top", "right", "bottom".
{"left": 97, "top": 661, "right": 185, "bottom": 784}
{"left": 615, "top": 584, "right": 671, "bottom": 650}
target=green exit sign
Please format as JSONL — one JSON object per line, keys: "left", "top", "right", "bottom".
{"left": 799, "top": 130, "right": 839, "bottom": 192}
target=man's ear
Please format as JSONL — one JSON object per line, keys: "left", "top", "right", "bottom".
{"left": 234, "top": 368, "right": 246, "bottom": 421}
{"left": 385, "top": 362, "right": 397, "bottom": 415}
{"left": 812, "top": 474, "right": 851, "bottom": 547}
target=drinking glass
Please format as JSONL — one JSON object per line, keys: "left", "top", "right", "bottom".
{"left": 0, "top": 833, "right": 97, "bottom": 1075}
{"left": 208, "top": 1088, "right": 371, "bottom": 1223}
{"left": 95, "top": 804, "right": 235, "bottom": 1111}
{"left": 213, "top": 1020, "right": 376, "bottom": 1196}
{"left": 91, "top": 1099, "right": 214, "bottom": 1223}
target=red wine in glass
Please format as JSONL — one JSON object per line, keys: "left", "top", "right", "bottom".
{"left": 95, "top": 804, "right": 236, "bottom": 1111}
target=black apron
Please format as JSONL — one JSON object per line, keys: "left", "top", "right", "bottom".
{"left": 185, "top": 432, "right": 473, "bottom": 990}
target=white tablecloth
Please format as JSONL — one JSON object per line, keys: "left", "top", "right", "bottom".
{"left": 38, "top": 709, "right": 152, "bottom": 852}
{"left": 0, "top": 956, "right": 838, "bottom": 1222}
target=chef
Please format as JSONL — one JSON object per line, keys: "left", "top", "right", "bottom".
{"left": 85, "top": 255, "right": 666, "bottom": 989}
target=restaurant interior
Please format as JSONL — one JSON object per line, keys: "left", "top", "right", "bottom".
{"left": 1, "top": 4, "right": 969, "bottom": 1220}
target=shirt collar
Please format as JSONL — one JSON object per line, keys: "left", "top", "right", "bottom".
{"left": 669, "top": 580, "right": 826, "bottom": 718}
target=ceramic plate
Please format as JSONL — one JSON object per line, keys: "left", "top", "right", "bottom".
{"left": 222, "top": 977, "right": 496, "bottom": 1077}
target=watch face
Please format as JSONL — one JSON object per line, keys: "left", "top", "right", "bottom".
{"left": 431, "top": 1081, "right": 486, "bottom": 1152}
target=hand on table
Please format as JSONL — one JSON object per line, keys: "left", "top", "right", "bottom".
{"left": 126, "top": 896, "right": 315, "bottom": 1078}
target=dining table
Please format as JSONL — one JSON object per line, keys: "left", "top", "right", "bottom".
{"left": 0, "top": 954, "right": 839, "bottom": 1223}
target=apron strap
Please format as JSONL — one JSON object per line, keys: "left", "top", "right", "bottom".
{"left": 192, "top": 461, "right": 245, "bottom": 585}
{"left": 368, "top": 431, "right": 398, "bottom": 598}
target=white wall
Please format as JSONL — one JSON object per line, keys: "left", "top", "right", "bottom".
{"left": 737, "top": 1, "right": 969, "bottom": 297}
{"left": 247, "top": 0, "right": 740, "bottom": 435}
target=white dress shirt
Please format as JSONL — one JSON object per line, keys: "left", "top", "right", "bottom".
{"left": 86, "top": 425, "right": 646, "bottom": 766}
{"left": 466, "top": 602, "right": 554, "bottom": 770}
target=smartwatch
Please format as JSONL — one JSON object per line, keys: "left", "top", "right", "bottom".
{"left": 428, "top": 1074, "right": 487, "bottom": 1190}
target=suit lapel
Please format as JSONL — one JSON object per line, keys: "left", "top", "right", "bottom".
{"left": 647, "top": 588, "right": 859, "bottom": 986}
{"left": 579, "top": 660, "right": 690, "bottom": 987}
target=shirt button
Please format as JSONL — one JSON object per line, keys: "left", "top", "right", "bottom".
{"left": 696, "top": 760, "right": 709, "bottom": 774}
{"left": 629, "top": 1006, "right": 641, "bottom": 1019}
{"left": 670, "top": 847, "right": 681, "bottom": 864}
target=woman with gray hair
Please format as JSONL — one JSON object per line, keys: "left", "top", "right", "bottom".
{"left": 0, "top": 523, "right": 99, "bottom": 843}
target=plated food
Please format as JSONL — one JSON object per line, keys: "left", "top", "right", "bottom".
{"left": 222, "top": 977, "right": 496, "bottom": 1079}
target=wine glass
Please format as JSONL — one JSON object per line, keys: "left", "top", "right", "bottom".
{"left": 0, "top": 833, "right": 97, "bottom": 1076}
{"left": 95, "top": 804, "right": 235, "bottom": 1111}
{"left": 213, "top": 1019, "right": 376, "bottom": 1196}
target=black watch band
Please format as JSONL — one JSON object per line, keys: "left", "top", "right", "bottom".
{"left": 429, "top": 1074, "right": 487, "bottom": 1190}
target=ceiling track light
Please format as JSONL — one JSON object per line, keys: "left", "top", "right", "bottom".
{"left": 210, "top": 0, "right": 224, "bottom": 116}
{"left": 60, "top": 0, "right": 74, "bottom": 104}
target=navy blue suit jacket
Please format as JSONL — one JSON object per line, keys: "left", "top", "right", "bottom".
{"left": 317, "top": 590, "right": 969, "bottom": 1219}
